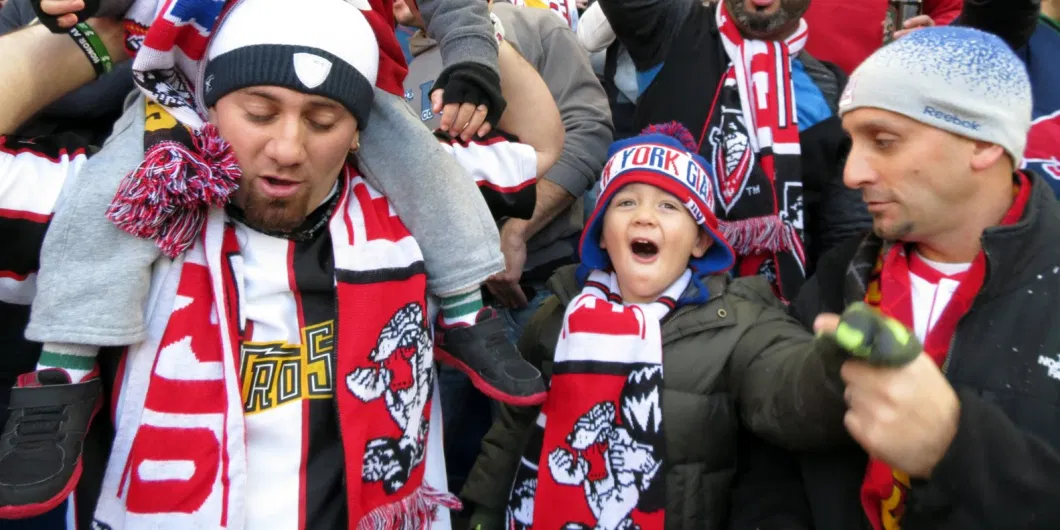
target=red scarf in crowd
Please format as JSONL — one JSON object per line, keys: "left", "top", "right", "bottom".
{"left": 714, "top": 3, "right": 809, "bottom": 301}
{"left": 859, "top": 173, "right": 1032, "bottom": 530}
{"left": 504, "top": 269, "right": 685, "bottom": 530}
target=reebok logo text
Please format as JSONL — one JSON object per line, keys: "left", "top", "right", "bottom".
{"left": 923, "top": 106, "right": 981, "bottom": 131}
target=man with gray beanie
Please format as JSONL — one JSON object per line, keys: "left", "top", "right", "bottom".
{"left": 731, "top": 26, "right": 1060, "bottom": 530}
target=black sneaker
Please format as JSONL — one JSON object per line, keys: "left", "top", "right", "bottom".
{"left": 436, "top": 308, "right": 547, "bottom": 406}
{"left": 0, "top": 369, "right": 101, "bottom": 518}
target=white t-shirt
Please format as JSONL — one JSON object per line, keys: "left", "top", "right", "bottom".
{"left": 908, "top": 252, "right": 972, "bottom": 342}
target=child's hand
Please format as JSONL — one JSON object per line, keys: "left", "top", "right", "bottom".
{"left": 35, "top": 0, "right": 86, "bottom": 30}
{"left": 33, "top": 0, "right": 133, "bottom": 32}
{"left": 430, "top": 61, "right": 505, "bottom": 142}
{"left": 430, "top": 86, "right": 492, "bottom": 142}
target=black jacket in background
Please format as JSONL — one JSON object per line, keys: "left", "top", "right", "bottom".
{"left": 786, "top": 172, "right": 1060, "bottom": 530}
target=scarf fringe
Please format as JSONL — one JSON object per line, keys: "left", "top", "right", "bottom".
{"left": 356, "top": 484, "right": 462, "bottom": 530}
{"left": 106, "top": 124, "right": 241, "bottom": 258}
{"left": 719, "top": 215, "right": 797, "bottom": 256}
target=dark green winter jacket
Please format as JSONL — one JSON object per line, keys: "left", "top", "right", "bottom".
{"left": 460, "top": 265, "right": 848, "bottom": 529}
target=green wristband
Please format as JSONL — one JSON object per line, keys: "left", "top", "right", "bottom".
{"left": 69, "top": 22, "right": 113, "bottom": 78}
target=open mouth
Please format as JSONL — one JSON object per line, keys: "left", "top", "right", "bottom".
{"left": 631, "top": 238, "right": 659, "bottom": 259}
{"left": 258, "top": 176, "right": 302, "bottom": 199}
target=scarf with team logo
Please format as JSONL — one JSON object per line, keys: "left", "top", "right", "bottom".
{"left": 857, "top": 173, "right": 1031, "bottom": 530}
{"left": 94, "top": 165, "right": 458, "bottom": 530}
{"left": 505, "top": 269, "right": 685, "bottom": 530}
{"left": 712, "top": 3, "right": 808, "bottom": 301}
{"left": 105, "top": 0, "right": 406, "bottom": 258}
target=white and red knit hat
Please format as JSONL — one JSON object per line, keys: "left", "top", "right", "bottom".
{"left": 579, "top": 123, "right": 736, "bottom": 275}
{"left": 122, "top": 0, "right": 407, "bottom": 130}
{"left": 201, "top": 0, "right": 383, "bottom": 128}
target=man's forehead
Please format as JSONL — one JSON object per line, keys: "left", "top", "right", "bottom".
{"left": 237, "top": 86, "right": 344, "bottom": 110}
{"left": 842, "top": 108, "right": 918, "bottom": 134}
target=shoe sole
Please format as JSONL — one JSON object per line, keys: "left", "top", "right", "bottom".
{"left": 0, "top": 390, "right": 101, "bottom": 518}
{"left": 0, "top": 459, "right": 83, "bottom": 519}
{"left": 434, "top": 347, "right": 547, "bottom": 406}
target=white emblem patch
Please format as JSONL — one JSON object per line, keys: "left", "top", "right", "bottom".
{"left": 293, "top": 53, "right": 333, "bottom": 89}
{"left": 1039, "top": 354, "right": 1060, "bottom": 382}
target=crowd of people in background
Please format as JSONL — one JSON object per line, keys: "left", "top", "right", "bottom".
{"left": 0, "top": 0, "right": 1057, "bottom": 529}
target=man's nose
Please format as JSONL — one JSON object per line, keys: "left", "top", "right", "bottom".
{"left": 265, "top": 117, "right": 308, "bottom": 167}
{"left": 843, "top": 145, "right": 877, "bottom": 190}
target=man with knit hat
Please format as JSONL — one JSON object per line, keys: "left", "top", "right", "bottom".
{"left": 777, "top": 26, "right": 1060, "bottom": 530}
{"left": 0, "top": 0, "right": 563, "bottom": 527}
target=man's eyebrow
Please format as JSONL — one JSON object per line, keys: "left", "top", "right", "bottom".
{"left": 242, "top": 88, "right": 280, "bottom": 103}
{"left": 846, "top": 118, "right": 902, "bottom": 134}
{"left": 306, "top": 99, "right": 342, "bottom": 110}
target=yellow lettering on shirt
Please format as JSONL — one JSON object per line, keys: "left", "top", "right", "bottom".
{"left": 239, "top": 321, "right": 335, "bottom": 414}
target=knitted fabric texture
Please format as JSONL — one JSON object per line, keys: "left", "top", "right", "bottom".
{"left": 839, "top": 26, "right": 1033, "bottom": 164}
{"left": 579, "top": 122, "right": 736, "bottom": 277}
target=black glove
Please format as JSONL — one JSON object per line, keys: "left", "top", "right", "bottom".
{"left": 815, "top": 302, "right": 923, "bottom": 367}
{"left": 31, "top": 0, "right": 132, "bottom": 33}
{"left": 430, "top": 62, "right": 508, "bottom": 127}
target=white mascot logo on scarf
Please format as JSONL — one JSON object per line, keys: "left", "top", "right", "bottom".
{"left": 708, "top": 104, "right": 754, "bottom": 214}
{"left": 346, "top": 302, "right": 434, "bottom": 494}
{"left": 543, "top": 366, "right": 665, "bottom": 530}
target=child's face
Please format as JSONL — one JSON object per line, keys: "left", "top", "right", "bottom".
{"left": 600, "top": 183, "right": 712, "bottom": 304}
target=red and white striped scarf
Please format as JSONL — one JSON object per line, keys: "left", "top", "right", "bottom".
{"left": 506, "top": 269, "right": 689, "bottom": 530}
{"left": 714, "top": 3, "right": 808, "bottom": 301}
{"left": 95, "top": 166, "right": 457, "bottom": 530}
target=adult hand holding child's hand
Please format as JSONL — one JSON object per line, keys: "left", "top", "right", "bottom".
{"left": 814, "top": 303, "right": 960, "bottom": 479}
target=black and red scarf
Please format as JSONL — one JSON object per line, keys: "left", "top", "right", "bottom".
{"left": 709, "top": 3, "right": 809, "bottom": 302}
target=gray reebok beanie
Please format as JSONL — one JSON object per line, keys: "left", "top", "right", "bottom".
{"left": 838, "top": 27, "right": 1032, "bottom": 165}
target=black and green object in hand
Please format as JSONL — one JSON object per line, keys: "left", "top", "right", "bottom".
{"left": 817, "top": 302, "right": 922, "bottom": 367}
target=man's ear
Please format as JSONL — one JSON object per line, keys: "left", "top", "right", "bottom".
{"left": 691, "top": 229, "right": 712, "bottom": 258}
{"left": 970, "top": 141, "right": 1006, "bottom": 172}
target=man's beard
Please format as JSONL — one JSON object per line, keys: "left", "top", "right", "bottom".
{"left": 241, "top": 187, "right": 312, "bottom": 234}
{"left": 723, "top": 0, "right": 810, "bottom": 38}
{"left": 873, "top": 220, "right": 915, "bottom": 241}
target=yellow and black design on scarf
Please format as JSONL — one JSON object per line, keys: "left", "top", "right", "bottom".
{"left": 144, "top": 98, "right": 195, "bottom": 147}
{"left": 239, "top": 320, "right": 336, "bottom": 414}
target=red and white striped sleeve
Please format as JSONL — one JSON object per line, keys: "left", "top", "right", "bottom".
{"left": 434, "top": 129, "right": 538, "bottom": 221}
{"left": 0, "top": 134, "right": 88, "bottom": 305}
